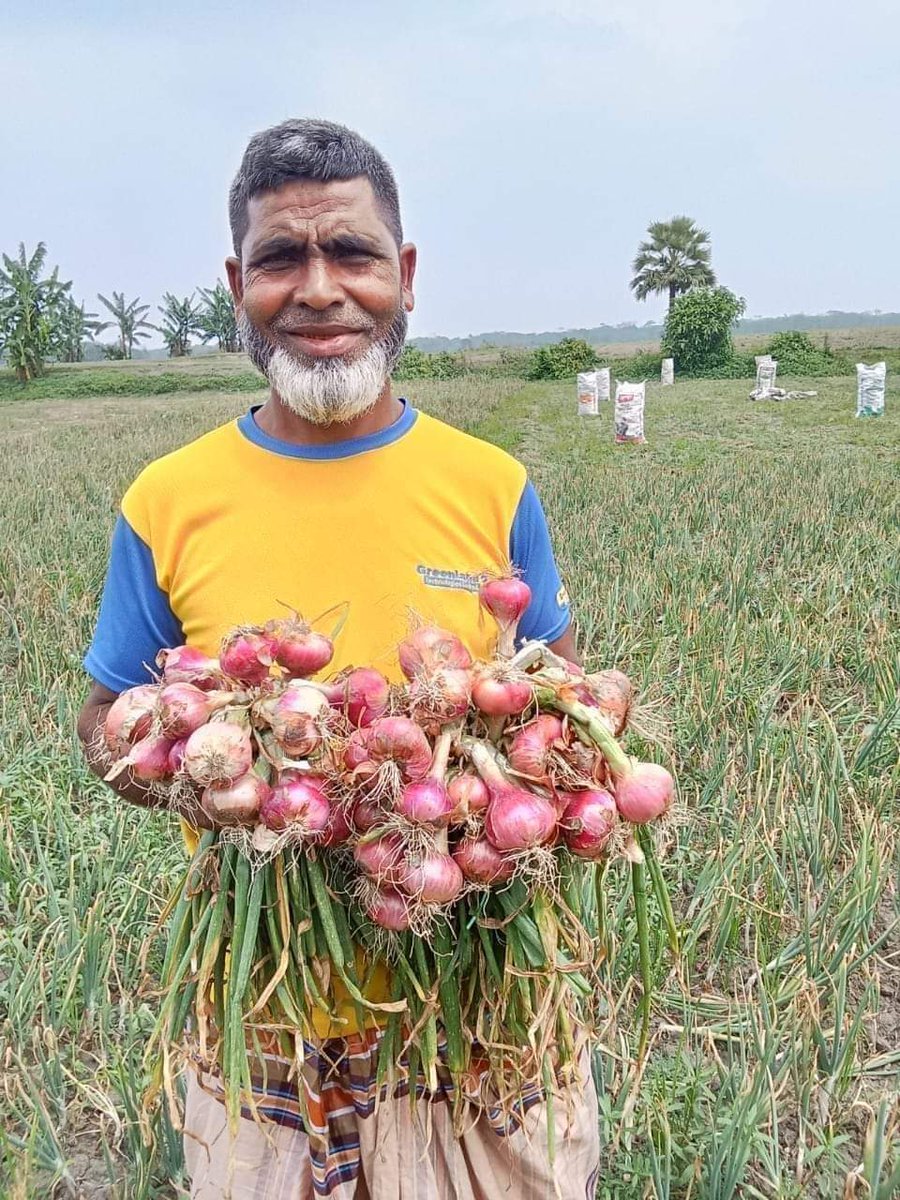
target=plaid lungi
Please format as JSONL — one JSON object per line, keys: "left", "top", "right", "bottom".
{"left": 183, "top": 1028, "right": 600, "bottom": 1199}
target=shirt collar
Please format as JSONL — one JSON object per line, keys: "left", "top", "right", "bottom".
{"left": 236, "top": 399, "right": 416, "bottom": 460}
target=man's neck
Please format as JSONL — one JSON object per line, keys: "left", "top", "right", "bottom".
{"left": 253, "top": 384, "right": 402, "bottom": 447}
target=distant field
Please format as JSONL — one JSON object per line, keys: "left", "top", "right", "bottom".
{"left": 2, "top": 326, "right": 898, "bottom": 401}
{"left": 590, "top": 326, "right": 900, "bottom": 360}
{"left": 460, "top": 325, "right": 900, "bottom": 370}
{"left": 1, "top": 370, "right": 898, "bottom": 1197}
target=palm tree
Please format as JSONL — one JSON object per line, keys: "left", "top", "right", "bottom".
{"left": 95, "top": 291, "right": 156, "bottom": 359}
{"left": 157, "top": 292, "right": 203, "bottom": 357}
{"left": 0, "top": 242, "right": 71, "bottom": 381}
{"left": 197, "top": 281, "right": 241, "bottom": 353}
{"left": 630, "top": 216, "right": 716, "bottom": 310}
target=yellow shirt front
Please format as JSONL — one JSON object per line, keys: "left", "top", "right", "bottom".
{"left": 85, "top": 400, "right": 570, "bottom": 1035}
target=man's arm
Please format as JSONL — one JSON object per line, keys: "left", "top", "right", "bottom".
{"left": 547, "top": 625, "right": 581, "bottom": 669}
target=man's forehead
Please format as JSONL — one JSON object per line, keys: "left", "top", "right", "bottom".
{"left": 245, "top": 177, "right": 387, "bottom": 240}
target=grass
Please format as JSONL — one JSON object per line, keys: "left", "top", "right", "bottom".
{"left": 1, "top": 370, "right": 898, "bottom": 1197}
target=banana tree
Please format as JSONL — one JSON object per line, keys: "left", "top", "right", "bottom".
{"left": 96, "top": 290, "right": 156, "bottom": 359}
{"left": 198, "top": 280, "right": 241, "bottom": 353}
{"left": 0, "top": 242, "right": 72, "bottom": 381}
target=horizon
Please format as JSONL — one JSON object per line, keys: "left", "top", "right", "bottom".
{"left": 2, "top": 0, "right": 898, "bottom": 342}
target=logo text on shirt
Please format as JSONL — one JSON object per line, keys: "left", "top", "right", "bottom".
{"left": 417, "top": 566, "right": 489, "bottom": 594}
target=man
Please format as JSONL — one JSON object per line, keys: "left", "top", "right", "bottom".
{"left": 78, "top": 119, "right": 599, "bottom": 1199}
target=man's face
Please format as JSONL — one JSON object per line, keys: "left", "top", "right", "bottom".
{"left": 226, "top": 176, "right": 416, "bottom": 424}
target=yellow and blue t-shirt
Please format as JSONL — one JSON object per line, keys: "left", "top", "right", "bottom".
{"left": 86, "top": 400, "right": 570, "bottom": 695}
{"left": 85, "top": 400, "right": 570, "bottom": 1035}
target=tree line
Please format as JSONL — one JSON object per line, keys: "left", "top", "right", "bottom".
{"left": 0, "top": 242, "right": 240, "bottom": 381}
{"left": 2, "top": 217, "right": 729, "bottom": 383}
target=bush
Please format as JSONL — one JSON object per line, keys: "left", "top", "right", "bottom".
{"left": 662, "top": 287, "right": 745, "bottom": 375}
{"left": 527, "top": 338, "right": 598, "bottom": 380}
{"left": 616, "top": 351, "right": 664, "bottom": 379}
{"left": 765, "top": 331, "right": 847, "bottom": 376}
{"left": 393, "top": 346, "right": 467, "bottom": 380}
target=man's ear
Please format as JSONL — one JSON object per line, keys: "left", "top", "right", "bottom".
{"left": 399, "top": 243, "right": 417, "bottom": 313}
{"left": 225, "top": 257, "right": 244, "bottom": 312}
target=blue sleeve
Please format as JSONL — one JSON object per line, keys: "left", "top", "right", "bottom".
{"left": 83, "top": 514, "right": 183, "bottom": 692}
{"left": 509, "top": 481, "right": 571, "bottom": 645}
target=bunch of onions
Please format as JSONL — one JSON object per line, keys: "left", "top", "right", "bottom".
{"left": 320, "top": 667, "right": 390, "bottom": 728}
{"left": 104, "top": 685, "right": 158, "bottom": 753}
{"left": 202, "top": 772, "right": 271, "bottom": 826}
{"left": 156, "top": 646, "right": 222, "bottom": 691}
{"left": 259, "top": 771, "right": 331, "bottom": 835}
{"left": 219, "top": 627, "right": 274, "bottom": 686}
{"left": 479, "top": 576, "right": 532, "bottom": 658}
{"left": 344, "top": 717, "right": 432, "bottom": 786}
{"left": 265, "top": 614, "right": 334, "bottom": 678}
{"left": 560, "top": 788, "right": 618, "bottom": 859}
{"left": 182, "top": 721, "right": 254, "bottom": 787}
{"left": 255, "top": 682, "right": 329, "bottom": 758}
{"left": 398, "top": 848, "right": 463, "bottom": 905}
{"left": 398, "top": 625, "right": 472, "bottom": 681}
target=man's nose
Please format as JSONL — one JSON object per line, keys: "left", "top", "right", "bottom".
{"left": 292, "top": 255, "right": 344, "bottom": 310}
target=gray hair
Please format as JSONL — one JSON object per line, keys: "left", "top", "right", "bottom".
{"left": 229, "top": 119, "right": 403, "bottom": 256}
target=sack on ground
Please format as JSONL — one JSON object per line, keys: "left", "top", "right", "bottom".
{"left": 614, "top": 380, "right": 646, "bottom": 443}
{"left": 754, "top": 359, "right": 778, "bottom": 398}
{"left": 661, "top": 358, "right": 674, "bottom": 386}
{"left": 577, "top": 372, "right": 599, "bottom": 416}
{"left": 856, "top": 362, "right": 886, "bottom": 417}
{"left": 597, "top": 367, "right": 611, "bottom": 403}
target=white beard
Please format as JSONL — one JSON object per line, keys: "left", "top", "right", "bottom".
{"left": 265, "top": 341, "right": 391, "bottom": 426}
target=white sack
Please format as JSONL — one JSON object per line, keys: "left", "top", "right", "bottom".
{"left": 856, "top": 362, "right": 886, "bottom": 417}
{"left": 614, "top": 379, "right": 646, "bottom": 443}
{"left": 577, "top": 371, "right": 599, "bottom": 416}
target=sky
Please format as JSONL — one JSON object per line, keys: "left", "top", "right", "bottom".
{"left": 2, "top": 0, "right": 898, "bottom": 340}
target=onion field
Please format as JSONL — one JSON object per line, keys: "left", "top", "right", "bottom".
{"left": 1, "top": 369, "right": 898, "bottom": 1198}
